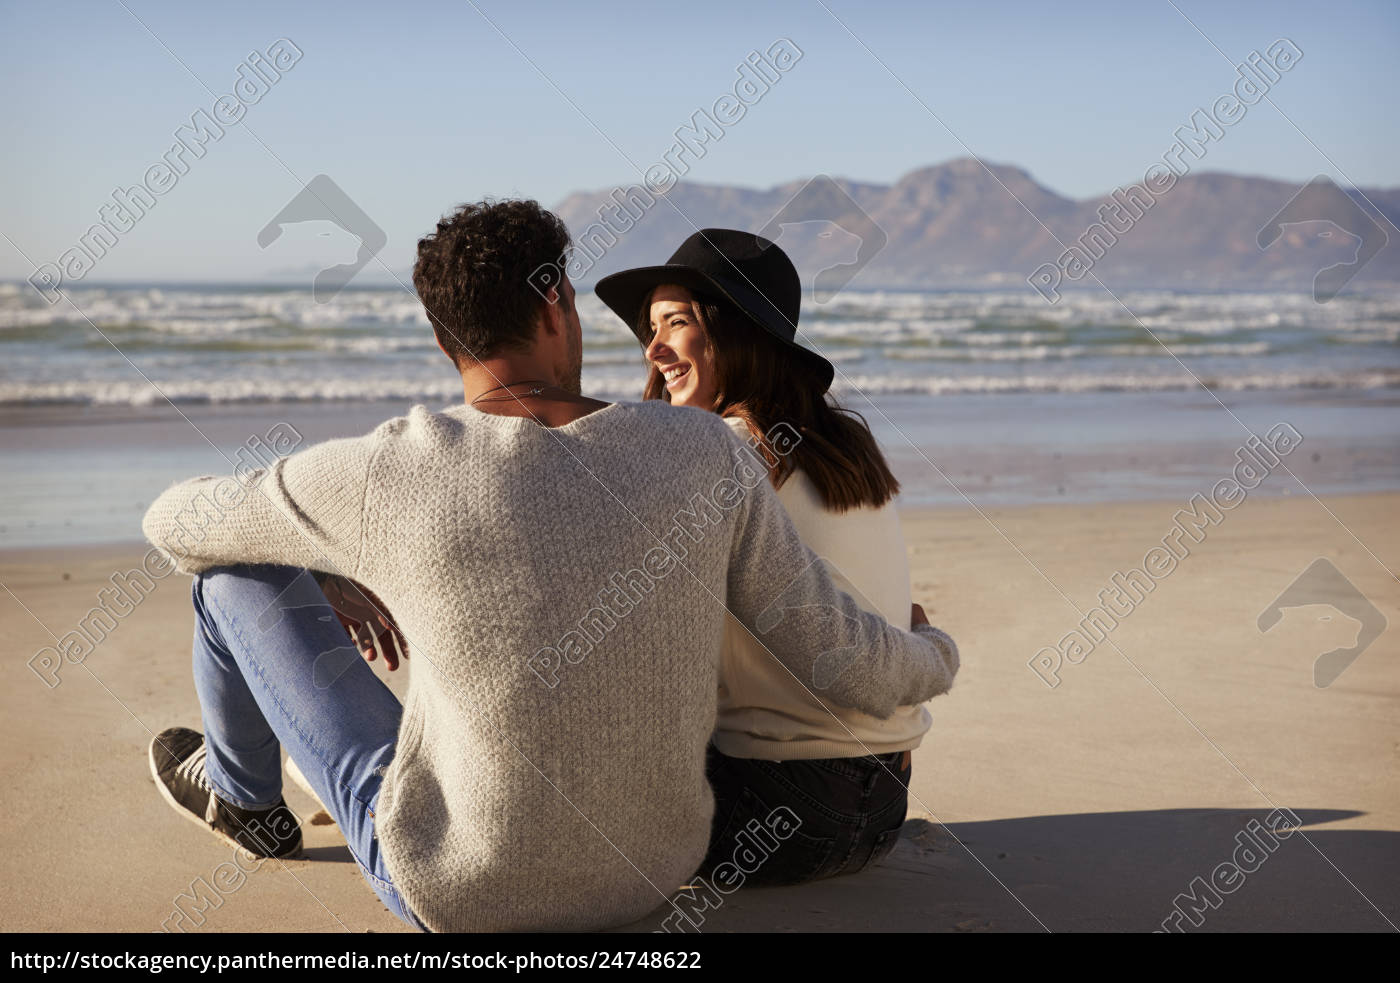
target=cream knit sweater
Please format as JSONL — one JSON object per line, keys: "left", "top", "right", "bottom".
{"left": 142, "top": 400, "right": 959, "bottom": 933}
{"left": 714, "top": 418, "right": 933, "bottom": 759}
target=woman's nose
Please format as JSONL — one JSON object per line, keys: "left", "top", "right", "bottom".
{"left": 645, "top": 335, "right": 669, "bottom": 363}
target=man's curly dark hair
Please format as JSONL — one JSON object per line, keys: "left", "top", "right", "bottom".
{"left": 413, "top": 199, "right": 572, "bottom": 364}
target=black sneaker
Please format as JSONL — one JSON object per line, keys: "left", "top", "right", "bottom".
{"left": 149, "top": 726, "right": 303, "bottom": 859}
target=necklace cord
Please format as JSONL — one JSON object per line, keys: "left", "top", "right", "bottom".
{"left": 469, "top": 379, "right": 552, "bottom": 405}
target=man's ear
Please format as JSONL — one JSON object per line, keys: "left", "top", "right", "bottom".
{"left": 537, "top": 287, "right": 565, "bottom": 338}
{"left": 430, "top": 327, "right": 458, "bottom": 366}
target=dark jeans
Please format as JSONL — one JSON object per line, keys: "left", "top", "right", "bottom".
{"left": 699, "top": 744, "right": 911, "bottom": 887}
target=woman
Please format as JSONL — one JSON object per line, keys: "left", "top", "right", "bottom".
{"left": 596, "top": 229, "right": 955, "bottom": 886}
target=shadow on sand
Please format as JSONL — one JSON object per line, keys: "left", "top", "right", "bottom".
{"left": 614, "top": 808, "right": 1399, "bottom": 932}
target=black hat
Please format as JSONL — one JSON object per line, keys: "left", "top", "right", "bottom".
{"left": 594, "top": 228, "right": 835, "bottom": 393}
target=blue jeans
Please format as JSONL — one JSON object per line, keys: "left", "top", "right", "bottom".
{"left": 190, "top": 563, "right": 426, "bottom": 931}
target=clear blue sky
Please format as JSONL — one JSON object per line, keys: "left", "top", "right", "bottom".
{"left": 2, "top": 0, "right": 1396, "bottom": 282}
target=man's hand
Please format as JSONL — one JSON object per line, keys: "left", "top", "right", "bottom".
{"left": 321, "top": 574, "right": 409, "bottom": 671}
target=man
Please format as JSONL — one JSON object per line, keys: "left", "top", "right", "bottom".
{"left": 142, "top": 199, "right": 959, "bottom": 933}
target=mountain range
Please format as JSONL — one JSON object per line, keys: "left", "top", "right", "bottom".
{"left": 551, "top": 158, "right": 1400, "bottom": 294}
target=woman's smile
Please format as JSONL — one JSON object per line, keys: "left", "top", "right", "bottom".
{"left": 660, "top": 362, "right": 692, "bottom": 390}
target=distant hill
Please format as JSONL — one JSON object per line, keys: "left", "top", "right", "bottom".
{"left": 552, "top": 158, "right": 1400, "bottom": 294}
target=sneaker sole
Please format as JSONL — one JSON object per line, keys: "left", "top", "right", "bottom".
{"left": 148, "top": 737, "right": 304, "bottom": 860}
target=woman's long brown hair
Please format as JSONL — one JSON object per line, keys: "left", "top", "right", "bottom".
{"left": 639, "top": 287, "right": 900, "bottom": 512}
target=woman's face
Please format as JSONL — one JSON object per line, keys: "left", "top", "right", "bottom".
{"left": 645, "top": 284, "right": 718, "bottom": 409}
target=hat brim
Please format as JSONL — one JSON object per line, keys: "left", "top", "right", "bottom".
{"left": 593, "top": 264, "right": 835, "bottom": 393}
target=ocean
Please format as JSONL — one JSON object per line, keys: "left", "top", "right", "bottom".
{"left": 2, "top": 282, "right": 1398, "bottom": 547}
{"left": 3, "top": 283, "right": 1399, "bottom": 405}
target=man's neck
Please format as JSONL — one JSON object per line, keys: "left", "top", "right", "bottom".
{"left": 458, "top": 355, "right": 560, "bottom": 406}
{"left": 458, "top": 357, "right": 609, "bottom": 428}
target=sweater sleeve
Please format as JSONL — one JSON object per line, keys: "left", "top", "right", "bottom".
{"left": 141, "top": 430, "right": 382, "bottom": 578}
{"left": 724, "top": 445, "right": 959, "bottom": 719}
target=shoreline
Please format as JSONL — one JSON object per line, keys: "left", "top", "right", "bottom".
{"left": 3, "top": 487, "right": 1399, "bottom": 558}
{"left": 3, "top": 387, "right": 1399, "bottom": 549}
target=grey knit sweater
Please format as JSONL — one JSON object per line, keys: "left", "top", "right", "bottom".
{"left": 142, "top": 400, "right": 959, "bottom": 932}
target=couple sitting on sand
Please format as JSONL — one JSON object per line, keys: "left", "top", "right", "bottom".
{"left": 142, "top": 199, "right": 958, "bottom": 933}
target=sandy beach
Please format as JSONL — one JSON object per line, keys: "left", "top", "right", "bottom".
{"left": 2, "top": 491, "right": 1395, "bottom": 933}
